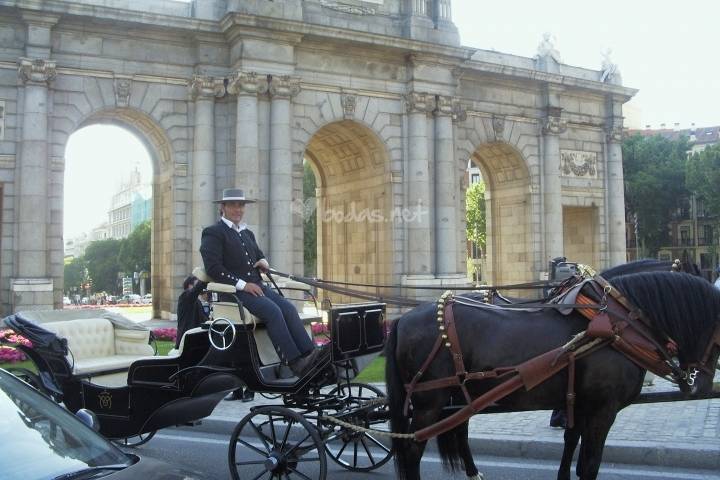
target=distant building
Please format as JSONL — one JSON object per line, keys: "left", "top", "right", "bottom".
{"left": 64, "top": 223, "right": 109, "bottom": 258}
{"left": 626, "top": 125, "right": 719, "bottom": 281}
{"left": 108, "top": 167, "right": 152, "bottom": 239}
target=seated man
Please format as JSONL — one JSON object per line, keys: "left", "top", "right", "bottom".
{"left": 200, "top": 188, "right": 321, "bottom": 377}
{"left": 175, "top": 274, "right": 209, "bottom": 349}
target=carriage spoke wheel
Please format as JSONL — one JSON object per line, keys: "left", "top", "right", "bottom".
{"left": 112, "top": 430, "right": 157, "bottom": 448}
{"left": 229, "top": 405, "right": 327, "bottom": 480}
{"left": 321, "top": 382, "right": 392, "bottom": 472}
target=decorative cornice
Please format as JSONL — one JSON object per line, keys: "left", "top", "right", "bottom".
{"left": 605, "top": 124, "right": 624, "bottom": 143}
{"left": 341, "top": 91, "right": 357, "bottom": 119}
{"left": 189, "top": 74, "right": 225, "bottom": 99}
{"left": 226, "top": 71, "right": 268, "bottom": 97}
{"left": 268, "top": 75, "right": 301, "bottom": 98}
{"left": 18, "top": 58, "right": 56, "bottom": 85}
{"left": 114, "top": 74, "right": 132, "bottom": 107}
{"left": 434, "top": 95, "right": 454, "bottom": 117}
{"left": 405, "top": 91, "right": 432, "bottom": 114}
{"left": 320, "top": 0, "right": 376, "bottom": 15}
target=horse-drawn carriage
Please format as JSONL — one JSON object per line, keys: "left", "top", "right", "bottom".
{"left": 3, "top": 259, "right": 720, "bottom": 480}
{"left": 1, "top": 275, "right": 391, "bottom": 479}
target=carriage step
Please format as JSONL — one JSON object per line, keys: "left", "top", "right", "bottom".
{"left": 180, "top": 420, "right": 203, "bottom": 427}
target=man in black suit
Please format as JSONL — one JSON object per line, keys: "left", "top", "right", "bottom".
{"left": 200, "top": 188, "right": 320, "bottom": 377}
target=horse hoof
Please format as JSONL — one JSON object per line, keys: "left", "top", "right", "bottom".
{"left": 468, "top": 475, "right": 485, "bottom": 480}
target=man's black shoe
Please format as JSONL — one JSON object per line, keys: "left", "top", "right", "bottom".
{"left": 289, "top": 349, "right": 321, "bottom": 378}
{"left": 242, "top": 389, "right": 255, "bottom": 402}
{"left": 224, "top": 390, "right": 242, "bottom": 401}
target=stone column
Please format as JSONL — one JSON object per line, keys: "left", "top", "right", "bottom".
{"left": 606, "top": 122, "right": 627, "bottom": 267}
{"left": 190, "top": 75, "right": 223, "bottom": 266}
{"left": 434, "top": 95, "right": 458, "bottom": 275}
{"left": 227, "top": 72, "right": 268, "bottom": 232}
{"left": 542, "top": 104, "right": 567, "bottom": 265}
{"left": 14, "top": 58, "right": 56, "bottom": 310}
{"left": 406, "top": 92, "right": 433, "bottom": 275}
{"left": 267, "top": 75, "right": 300, "bottom": 272}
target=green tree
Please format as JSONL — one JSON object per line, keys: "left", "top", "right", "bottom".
{"left": 622, "top": 134, "right": 690, "bottom": 255}
{"left": 303, "top": 161, "right": 317, "bottom": 276}
{"left": 84, "top": 238, "right": 122, "bottom": 294}
{"left": 466, "top": 181, "right": 486, "bottom": 250}
{"left": 118, "top": 221, "right": 151, "bottom": 274}
{"left": 686, "top": 144, "right": 720, "bottom": 213}
{"left": 64, "top": 256, "right": 87, "bottom": 294}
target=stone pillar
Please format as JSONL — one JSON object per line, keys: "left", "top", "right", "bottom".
{"left": 267, "top": 75, "right": 300, "bottom": 272}
{"left": 542, "top": 103, "right": 567, "bottom": 265}
{"left": 434, "top": 95, "right": 458, "bottom": 275}
{"left": 190, "top": 75, "right": 223, "bottom": 266}
{"left": 606, "top": 121, "right": 627, "bottom": 267}
{"left": 227, "top": 71, "right": 268, "bottom": 232}
{"left": 13, "top": 58, "right": 56, "bottom": 311}
{"left": 406, "top": 92, "right": 433, "bottom": 275}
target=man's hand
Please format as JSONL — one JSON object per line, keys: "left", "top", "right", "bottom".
{"left": 243, "top": 282, "right": 264, "bottom": 296}
{"left": 253, "top": 259, "right": 270, "bottom": 273}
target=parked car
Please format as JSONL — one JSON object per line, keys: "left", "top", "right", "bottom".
{"left": 142, "top": 293, "right": 152, "bottom": 304}
{"left": 121, "top": 294, "right": 142, "bottom": 305}
{"left": 0, "top": 368, "right": 202, "bottom": 479}
{"left": 63, "top": 296, "right": 71, "bottom": 305}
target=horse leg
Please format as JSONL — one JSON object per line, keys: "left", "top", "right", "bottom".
{"left": 576, "top": 410, "right": 617, "bottom": 480}
{"left": 556, "top": 425, "right": 581, "bottom": 480}
{"left": 399, "top": 407, "right": 445, "bottom": 480}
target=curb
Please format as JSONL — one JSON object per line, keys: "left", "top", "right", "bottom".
{"left": 193, "top": 416, "right": 720, "bottom": 471}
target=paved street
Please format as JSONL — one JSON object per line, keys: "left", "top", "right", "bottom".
{"left": 134, "top": 426, "right": 720, "bottom": 479}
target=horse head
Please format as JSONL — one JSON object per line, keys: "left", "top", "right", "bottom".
{"left": 610, "top": 271, "right": 720, "bottom": 396}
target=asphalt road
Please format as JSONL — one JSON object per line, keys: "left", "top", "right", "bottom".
{"left": 126, "top": 426, "right": 720, "bottom": 480}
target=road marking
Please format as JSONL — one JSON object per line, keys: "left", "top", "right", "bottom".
{"left": 154, "top": 433, "right": 715, "bottom": 479}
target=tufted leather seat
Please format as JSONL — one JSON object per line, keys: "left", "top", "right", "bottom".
{"left": 43, "top": 318, "right": 154, "bottom": 376}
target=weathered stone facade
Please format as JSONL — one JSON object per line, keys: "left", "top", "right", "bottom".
{"left": 0, "top": 0, "right": 635, "bottom": 317}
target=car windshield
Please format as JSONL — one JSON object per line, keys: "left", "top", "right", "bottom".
{"left": 0, "top": 370, "right": 132, "bottom": 479}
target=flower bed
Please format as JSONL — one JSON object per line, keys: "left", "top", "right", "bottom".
{"left": 152, "top": 327, "right": 177, "bottom": 343}
{"left": 0, "top": 329, "right": 32, "bottom": 363}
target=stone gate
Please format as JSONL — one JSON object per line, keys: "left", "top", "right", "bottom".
{"left": 0, "top": 0, "right": 635, "bottom": 317}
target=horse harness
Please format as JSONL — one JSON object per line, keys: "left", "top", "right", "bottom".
{"left": 404, "top": 275, "right": 720, "bottom": 443}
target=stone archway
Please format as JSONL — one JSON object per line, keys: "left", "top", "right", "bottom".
{"left": 470, "top": 142, "right": 532, "bottom": 286}
{"left": 303, "top": 120, "right": 393, "bottom": 302}
{"left": 67, "top": 108, "right": 175, "bottom": 319}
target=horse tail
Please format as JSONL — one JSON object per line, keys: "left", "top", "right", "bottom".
{"left": 385, "top": 315, "right": 410, "bottom": 480}
{"left": 436, "top": 423, "right": 467, "bottom": 473}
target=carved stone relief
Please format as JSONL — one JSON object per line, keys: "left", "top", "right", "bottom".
{"left": 560, "top": 150, "right": 597, "bottom": 178}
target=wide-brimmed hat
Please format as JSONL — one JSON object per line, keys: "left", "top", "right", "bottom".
{"left": 214, "top": 188, "right": 256, "bottom": 204}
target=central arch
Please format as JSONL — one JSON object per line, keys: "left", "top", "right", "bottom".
{"left": 303, "top": 120, "right": 393, "bottom": 301}
{"left": 470, "top": 142, "right": 532, "bottom": 286}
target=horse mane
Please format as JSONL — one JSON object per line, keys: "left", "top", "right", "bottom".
{"left": 609, "top": 271, "right": 720, "bottom": 362}
{"left": 601, "top": 259, "right": 674, "bottom": 279}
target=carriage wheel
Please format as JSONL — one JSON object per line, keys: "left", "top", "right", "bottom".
{"left": 321, "top": 382, "right": 392, "bottom": 472}
{"left": 228, "top": 405, "right": 327, "bottom": 480}
{"left": 112, "top": 430, "right": 157, "bottom": 448}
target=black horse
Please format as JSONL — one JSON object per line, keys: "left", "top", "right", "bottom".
{"left": 385, "top": 271, "right": 720, "bottom": 480}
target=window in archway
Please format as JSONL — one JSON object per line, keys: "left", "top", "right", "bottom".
{"left": 64, "top": 125, "right": 153, "bottom": 301}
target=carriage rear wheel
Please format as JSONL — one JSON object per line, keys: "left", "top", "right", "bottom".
{"left": 112, "top": 430, "right": 157, "bottom": 448}
{"left": 228, "top": 405, "right": 327, "bottom": 480}
{"left": 320, "top": 382, "right": 392, "bottom": 472}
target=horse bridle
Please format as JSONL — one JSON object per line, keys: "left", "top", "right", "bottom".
{"left": 684, "top": 322, "right": 720, "bottom": 384}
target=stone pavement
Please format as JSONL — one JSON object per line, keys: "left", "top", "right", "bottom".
{"left": 205, "top": 374, "right": 720, "bottom": 471}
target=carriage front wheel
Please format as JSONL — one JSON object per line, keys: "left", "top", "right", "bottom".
{"left": 112, "top": 430, "right": 157, "bottom": 448}
{"left": 228, "top": 405, "right": 327, "bottom": 480}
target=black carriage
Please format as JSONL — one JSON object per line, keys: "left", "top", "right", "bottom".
{"left": 1, "top": 278, "right": 390, "bottom": 479}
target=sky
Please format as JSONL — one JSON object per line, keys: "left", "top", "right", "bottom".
{"left": 452, "top": 0, "right": 720, "bottom": 129}
{"left": 64, "top": 1, "right": 720, "bottom": 238}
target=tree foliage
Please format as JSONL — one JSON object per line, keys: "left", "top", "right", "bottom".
{"left": 118, "top": 220, "right": 151, "bottom": 273}
{"left": 466, "top": 181, "right": 486, "bottom": 250}
{"left": 66, "top": 222, "right": 152, "bottom": 294}
{"left": 622, "top": 135, "right": 690, "bottom": 255}
{"left": 64, "top": 256, "right": 87, "bottom": 293}
{"left": 83, "top": 238, "right": 123, "bottom": 293}
{"left": 686, "top": 144, "right": 720, "bottom": 214}
{"left": 303, "top": 161, "right": 317, "bottom": 276}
